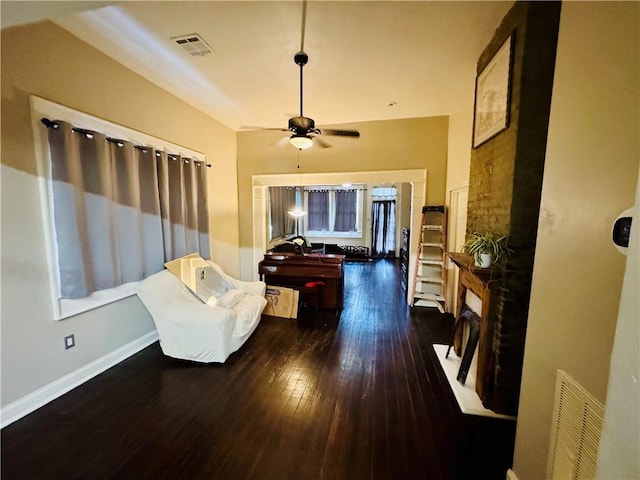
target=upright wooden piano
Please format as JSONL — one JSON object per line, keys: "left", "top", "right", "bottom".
{"left": 258, "top": 252, "right": 345, "bottom": 310}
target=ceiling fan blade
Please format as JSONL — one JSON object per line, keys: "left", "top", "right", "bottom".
{"left": 312, "top": 135, "right": 332, "bottom": 149}
{"left": 320, "top": 128, "right": 361, "bottom": 138}
{"left": 277, "top": 136, "right": 291, "bottom": 147}
{"left": 240, "top": 126, "right": 289, "bottom": 132}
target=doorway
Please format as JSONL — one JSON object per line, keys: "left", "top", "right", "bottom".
{"left": 250, "top": 169, "right": 427, "bottom": 304}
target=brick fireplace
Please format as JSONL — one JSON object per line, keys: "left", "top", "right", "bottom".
{"left": 464, "top": 2, "right": 562, "bottom": 415}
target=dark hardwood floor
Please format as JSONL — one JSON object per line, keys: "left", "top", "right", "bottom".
{"left": 1, "top": 259, "right": 515, "bottom": 480}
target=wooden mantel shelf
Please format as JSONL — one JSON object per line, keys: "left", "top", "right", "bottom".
{"left": 446, "top": 253, "right": 502, "bottom": 282}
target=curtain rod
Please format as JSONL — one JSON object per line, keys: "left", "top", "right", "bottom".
{"left": 280, "top": 186, "right": 367, "bottom": 192}
{"left": 304, "top": 187, "right": 366, "bottom": 192}
{"left": 41, "top": 118, "right": 211, "bottom": 167}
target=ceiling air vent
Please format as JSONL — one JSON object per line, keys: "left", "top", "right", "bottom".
{"left": 172, "top": 33, "right": 214, "bottom": 57}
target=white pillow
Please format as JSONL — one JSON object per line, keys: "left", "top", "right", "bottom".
{"left": 164, "top": 253, "right": 233, "bottom": 303}
{"left": 211, "top": 289, "right": 246, "bottom": 309}
{"left": 194, "top": 266, "right": 233, "bottom": 303}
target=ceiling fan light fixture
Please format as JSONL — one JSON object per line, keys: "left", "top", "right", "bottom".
{"left": 289, "top": 134, "right": 313, "bottom": 150}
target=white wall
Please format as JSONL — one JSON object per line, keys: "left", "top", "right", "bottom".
{"left": 597, "top": 168, "right": 640, "bottom": 479}
{"left": 512, "top": 3, "right": 640, "bottom": 478}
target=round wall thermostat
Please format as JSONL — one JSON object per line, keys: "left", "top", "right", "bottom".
{"left": 612, "top": 207, "right": 633, "bottom": 254}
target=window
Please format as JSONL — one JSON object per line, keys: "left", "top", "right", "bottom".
{"left": 31, "top": 96, "right": 208, "bottom": 319}
{"left": 304, "top": 187, "right": 362, "bottom": 237}
{"left": 307, "top": 190, "right": 330, "bottom": 231}
{"left": 371, "top": 185, "right": 397, "bottom": 199}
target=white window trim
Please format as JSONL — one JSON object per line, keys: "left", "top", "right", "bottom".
{"left": 30, "top": 96, "right": 205, "bottom": 320}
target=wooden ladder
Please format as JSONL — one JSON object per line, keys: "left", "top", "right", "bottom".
{"left": 412, "top": 205, "right": 447, "bottom": 312}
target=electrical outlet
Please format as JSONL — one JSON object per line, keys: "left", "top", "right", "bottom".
{"left": 64, "top": 334, "right": 75, "bottom": 350}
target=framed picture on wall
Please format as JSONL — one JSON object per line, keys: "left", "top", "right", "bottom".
{"left": 473, "top": 35, "right": 513, "bottom": 147}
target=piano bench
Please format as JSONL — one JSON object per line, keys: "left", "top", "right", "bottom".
{"left": 298, "top": 282, "right": 324, "bottom": 318}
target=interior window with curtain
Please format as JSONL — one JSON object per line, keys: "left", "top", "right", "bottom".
{"left": 307, "top": 190, "right": 330, "bottom": 231}
{"left": 333, "top": 189, "right": 357, "bottom": 232}
{"left": 45, "top": 119, "right": 209, "bottom": 300}
{"left": 304, "top": 186, "right": 362, "bottom": 236}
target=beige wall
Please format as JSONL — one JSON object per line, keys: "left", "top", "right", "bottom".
{"left": 512, "top": 3, "right": 640, "bottom": 479}
{"left": 444, "top": 110, "right": 473, "bottom": 196}
{"left": 1, "top": 22, "right": 238, "bottom": 407}
{"left": 443, "top": 109, "right": 474, "bottom": 313}
{"left": 236, "top": 116, "right": 449, "bottom": 278}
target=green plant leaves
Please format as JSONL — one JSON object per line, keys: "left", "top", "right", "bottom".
{"left": 461, "top": 231, "right": 514, "bottom": 265}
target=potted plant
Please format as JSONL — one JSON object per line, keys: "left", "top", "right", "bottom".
{"left": 462, "top": 232, "right": 513, "bottom": 268}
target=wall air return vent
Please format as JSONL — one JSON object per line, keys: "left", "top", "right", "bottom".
{"left": 172, "top": 33, "right": 214, "bottom": 57}
{"left": 547, "top": 370, "right": 604, "bottom": 479}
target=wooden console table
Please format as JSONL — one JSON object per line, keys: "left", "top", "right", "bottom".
{"left": 447, "top": 253, "right": 501, "bottom": 406}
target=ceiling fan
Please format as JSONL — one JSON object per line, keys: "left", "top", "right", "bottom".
{"left": 285, "top": 50, "right": 360, "bottom": 150}
{"left": 250, "top": 2, "right": 360, "bottom": 150}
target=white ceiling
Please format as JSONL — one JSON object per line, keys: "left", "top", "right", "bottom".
{"left": 4, "top": 1, "right": 512, "bottom": 132}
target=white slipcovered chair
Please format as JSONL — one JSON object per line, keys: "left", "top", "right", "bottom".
{"left": 137, "top": 258, "right": 267, "bottom": 363}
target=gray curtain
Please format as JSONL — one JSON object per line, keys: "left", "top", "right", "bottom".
{"left": 333, "top": 189, "right": 357, "bottom": 232}
{"left": 268, "top": 186, "right": 296, "bottom": 239}
{"left": 371, "top": 200, "right": 396, "bottom": 257}
{"left": 47, "top": 120, "right": 208, "bottom": 299}
{"left": 157, "top": 152, "right": 210, "bottom": 261}
{"left": 307, "top": 190, "right": 329, "bottom": 231}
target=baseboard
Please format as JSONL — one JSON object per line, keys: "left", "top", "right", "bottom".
{"left": 0, "top": 331, "right": 158, "bottom": 428}
{"left": 506, "top": 468, "right": 519, "bottom": 480}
